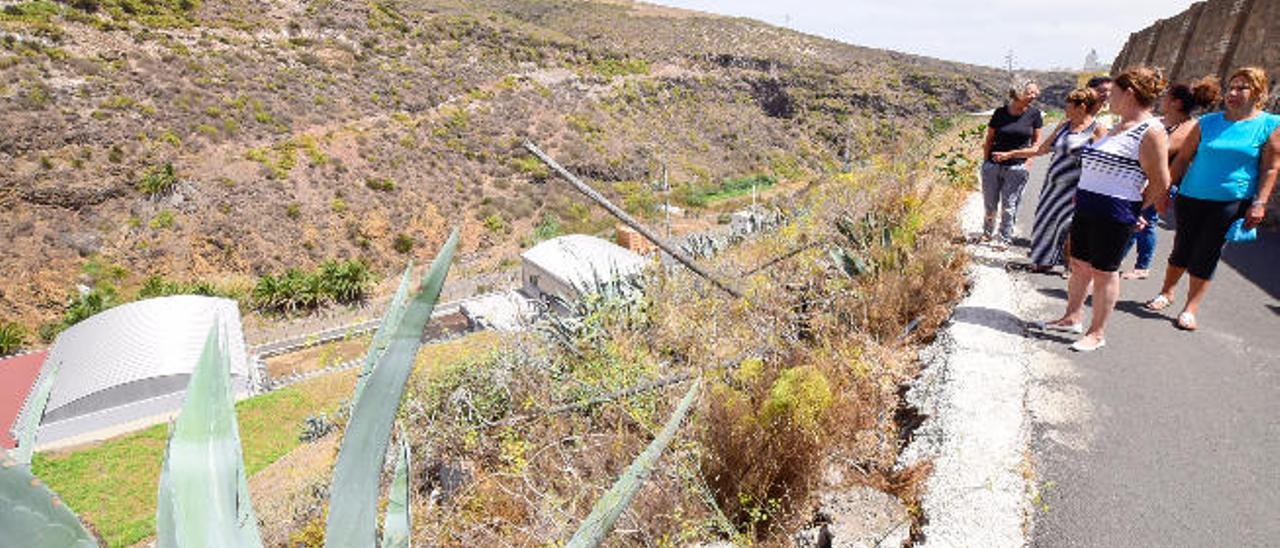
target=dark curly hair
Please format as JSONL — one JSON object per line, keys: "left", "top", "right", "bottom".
{"left": 1166, "top": 75, "right": 1221, "bottom": 114}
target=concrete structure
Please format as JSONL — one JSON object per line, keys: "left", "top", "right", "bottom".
{"left": 459, "top": 291, "right": 537, "bottom": 332}
{"left": 1113, "top": 0, "right": 1279, "bottom": 111}
{"left": 520, "top": 235, "right": 646, "bottom": 305}
{"left": 11, "top": 296, "right": 256, "bottom": 450}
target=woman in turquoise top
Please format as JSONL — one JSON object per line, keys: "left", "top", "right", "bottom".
{"left": 1146, "top": 67, "right": 1280, "bottom": 330}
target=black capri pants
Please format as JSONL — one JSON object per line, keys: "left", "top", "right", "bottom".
{"left": 1168, "top": 195, "right": 1247, "bottom": 280}
{"left": 1070, "top": 210, "right": 1135, "bottom": 272}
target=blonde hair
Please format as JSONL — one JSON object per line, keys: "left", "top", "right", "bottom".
{"left": 1007, "top": 79, "right": 1038, "bottom": 101}
{"left": 1114, "top": 65, "right": 1167, "bottom": 108}
{"left": 1228, "top": 66, "right": 1270, "bottom": 107}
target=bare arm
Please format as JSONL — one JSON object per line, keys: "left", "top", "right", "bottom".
{"left": 1169, "top": 122, "right": 1201, "bottom": 186}
{"left": 1023, "top": 126, "right": 1043, "bottom": 168}
{"left": 982, "top": 127, "right": 995, "bottom": 162}
{"left": 992, "top": 122, "right": 1062, "bottom": 161}
{"left": 1244, "top": 126, "right": 1280, "bottom": 229}
{"left": 1139, "top": 125, "right": 1171, "bottom": 211}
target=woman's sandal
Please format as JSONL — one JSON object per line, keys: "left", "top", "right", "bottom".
{"left": 1176, "top": 311, "right": 1198, "bottom": 331}
{"left": 1069, "top": 336, "right": 1107, "bottom": 352}
{"left": 1121, "top": 269, "right": 1150, "bottom": 280}
{"left": 1143, "top": 294, "right": 1174, "bottom": 311}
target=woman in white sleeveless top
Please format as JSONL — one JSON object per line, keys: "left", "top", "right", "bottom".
{"left": 1033, "top": 67, "right": 1172, "bottom": 352}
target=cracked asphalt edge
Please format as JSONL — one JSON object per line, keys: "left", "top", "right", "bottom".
{"left": 897, "top": 190, "right": 1064, "bottom": 547}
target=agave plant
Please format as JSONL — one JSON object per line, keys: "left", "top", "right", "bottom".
{"left": 0, "top": 228, "right": 461, "bottom": 548}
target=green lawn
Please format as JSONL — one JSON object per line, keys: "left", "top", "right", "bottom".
{"left": 27, "top": 331, "right": 500, "bottom": 547}
{"left": 31, "top": 371, "right": 357, "bottom": 547}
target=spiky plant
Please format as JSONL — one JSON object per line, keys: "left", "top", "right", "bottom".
{"left": 0, "top": 229, "right": 462, "bottom": 548}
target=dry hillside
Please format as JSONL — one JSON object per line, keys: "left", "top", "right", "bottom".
{"left": 1, "top": 0, "right": 1055, "bottom": 338}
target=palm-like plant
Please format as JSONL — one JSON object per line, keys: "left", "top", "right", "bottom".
{"left": 0, "top": 321, "right": 28, "bottom": 356}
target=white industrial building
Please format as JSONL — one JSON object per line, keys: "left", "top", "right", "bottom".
{"left": 11, "top": 295, "right": 257, "bottom": 449}
{"left": 520, "top": 234, "right": 646, "bottom": 305}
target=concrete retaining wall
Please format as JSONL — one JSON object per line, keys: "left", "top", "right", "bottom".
{"left": 1113, "top": 0, "right": 1279, "bottom": 111}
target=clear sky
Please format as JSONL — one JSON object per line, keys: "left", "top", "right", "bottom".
{"left": 647, "top": 0, "right": 1199, "bottom": 70}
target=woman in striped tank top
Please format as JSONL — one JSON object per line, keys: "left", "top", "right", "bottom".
{"left": 995, "top": 88, "right": 1106, "bottom": 272}
{"left": 1033, "top": 67, "right": 1173, "bottom": 352}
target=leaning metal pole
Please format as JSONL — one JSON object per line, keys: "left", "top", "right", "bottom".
{"left": 523, "top": 141, "right": 744, "bottom": 299}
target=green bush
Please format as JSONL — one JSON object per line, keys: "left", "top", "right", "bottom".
{"left": 533, "top": 213, "right": 562, "bottom": 242}
{"left": 365, "top": 177, "right": 396, "bottom": 191}
{"left": 137, "top": 275, "right": 234, "bottom": 300}
{"left": 510, "top": 154, "right": 549, "bottom": 180}
{"left": 392, "top": 233, "right": 414, "bottom": 254}
{"left": 590, "top": 57, "right": 650, "bottom": 78}
{"left": 148, "top": 209, "right": 175, "bottom": 229}
{"left": 251, "top": 259, "right": 371, "bottom": 315}
{"left": 136, "top": 162, "right": 177, "bottom": 196}
{"left": 0, "top": 321, "right": 28, "bottom": 355}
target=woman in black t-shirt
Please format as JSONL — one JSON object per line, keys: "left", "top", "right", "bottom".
{"left": 981, "top": 80, "right": 1043, "bottom": 248}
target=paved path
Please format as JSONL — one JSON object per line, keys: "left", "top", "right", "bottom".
{"left": 1010, "top": 160, "right": 1280, "bottom": 546}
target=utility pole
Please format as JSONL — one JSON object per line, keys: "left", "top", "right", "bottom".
{"left": 662, "top": 160, "right": 671, "bottom": 238}
{"left": 1004, "top": 49, "right": 1016, "bottom": 79}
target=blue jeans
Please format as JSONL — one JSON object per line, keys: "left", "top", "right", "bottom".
{"left": 1122, "top": 206, "right": 1159, "bottom": 269}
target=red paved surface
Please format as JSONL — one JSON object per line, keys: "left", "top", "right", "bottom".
{"left": 0, "top": 351, "right": 46, "bottom": 449}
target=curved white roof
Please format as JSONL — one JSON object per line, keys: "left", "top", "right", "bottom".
{"left": 521, "top": 234, "right": 646, "bottom": 289}
{"left": 19, "top": 296, "right": 251, "bottom": 446}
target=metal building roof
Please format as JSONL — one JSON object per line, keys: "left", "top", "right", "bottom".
{"left": 520, "top": 234, "right": 646, "bottom": 290}
{"left": 13, "top": 295, "right": 254, "bottom": 448}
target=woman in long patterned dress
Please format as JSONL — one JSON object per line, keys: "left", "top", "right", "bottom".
{"left": 993, "top": 88, "right": 1106, "bottom": 272}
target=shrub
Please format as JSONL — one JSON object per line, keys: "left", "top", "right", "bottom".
{"left": 365, "top": 177, "right": 396, "bottom": 191}
{"left": 392, "top": 233, "right": 414, "bottom": 254}
{"left": 532, "top": 213, "right": 562, "bottom": 242}
{"left": 0, "top": 321, "right": 28, "bottom": 355}
{"left": 510, "top": 154, "right": 549, "bottom": 180}
{"left": 590, "top": 57, "right": 650, "bottom": 78}
{"left": 56, "top": 285, "right": 118, "bottom": 333}
{"left": 250, "top": 259, "right": 370, "bottom": 315}
{"left": 137, "top": 162, "right": 178, "bottom": 196}
{"left": 482, "top": 214, "right": 509, "bottom": 234}
{"left": 148, "top": 209, "right": 175, "bottom": 229}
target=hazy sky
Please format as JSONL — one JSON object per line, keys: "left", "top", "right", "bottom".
{"left": 648, "top": 0, "right": 1199, "bottom": 70}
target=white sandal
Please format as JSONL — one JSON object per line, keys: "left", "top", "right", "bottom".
{"left": 1070, "top": 336, "right": 1107, "bottom": 352}
{"left": 1143, "top": 294, "right": 1173, "bottom": 311}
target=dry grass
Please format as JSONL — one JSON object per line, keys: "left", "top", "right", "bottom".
{"left": 376, "top": 121, "right": 980, "bottom": 545}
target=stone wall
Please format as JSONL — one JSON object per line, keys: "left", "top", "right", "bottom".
{"left": 1112, "top": 0, "right": 1280, "bottom": 110}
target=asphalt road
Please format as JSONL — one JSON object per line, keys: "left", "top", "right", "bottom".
{"left": 1011, "top": 159, "right": 1280, "bottom": 547}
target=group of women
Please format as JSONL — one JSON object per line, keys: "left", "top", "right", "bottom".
{"left": 980, "top": 65, "right": 1280, "bottom": 352}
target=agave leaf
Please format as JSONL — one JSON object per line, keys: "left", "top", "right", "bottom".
{"left": 566, "top": 378, "right": 702, "bottom": 548}
{"left": 351, "top": 261, "right": 415, "bottom": 408}
{"left": 380, "top": 436, "right": 411, "bottom": 548}
{"left": 0, "top": 449, "right": 98, "bottom": 547}
{"left": 13, "top": 360, "right": 60, "bottom": 465}
{"left": 156, "top": 323, "right": 263, "bottom": 548}
{"left": 325, "top": 228, "right": 460, "bottom": 548}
